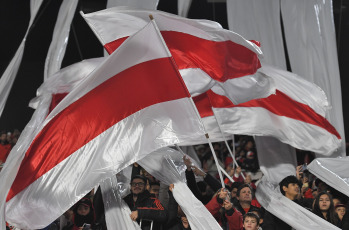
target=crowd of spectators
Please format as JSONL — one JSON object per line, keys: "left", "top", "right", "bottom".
{"left": 0, "top": 129, "right": 20, "bottom": 170}
{"left": 2, "top": 132, "right": 349, "bottom": 230}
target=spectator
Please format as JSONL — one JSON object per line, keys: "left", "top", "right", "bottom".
{"left": 63, "top": 197, "right": 96, "bottom": 230}
{"left": 149, "top": 182, "right": 161, "bottom": 199}
{"left": 205, "top": 188, "right": 243, "bottom": 230}
{"left": 263, "top": 175, "right": 301, "bottom": 230}
{"left": 234, "top": 184, "right": 260, "bottom": 216}
{"left": 243, "top": 212, "right": 260, "bottom": 230}
{"left": 0, "top": 131, "right": 11, "bottom": 164}
{"left": 312, "top": 191, "right": 340, "bottom": 227}
{"left": 230, "top": 182, "right": 243, "bottom": 202}
{"left": 183, "top": 155, "right": 221, "bottom": 204}
{"left": 333, "top": 197, "right": 342, "bottom": 208}
{"left": 335, "top": 204, "right": 346, "bottom": 221}
{"left": 124, "top": 175, "right": 167, "bottom": 230}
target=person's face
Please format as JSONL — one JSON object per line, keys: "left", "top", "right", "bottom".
{"left": 181, "top": 216, "right": 189, "bottom": 225}
{"left": 231, "top": 188, "right": 238, "bottom": 198}
{"left": 77, "top": 204, "right": 90, "bottom": 216}
{"left": 244, "top": 175, "right": 252, "bottom": 184}
{"left": 336, "top": 207, "right": 346, "bottom": 217}
{"left": 213, "top": 144, "right": 220, "bottom": 151}
{"left": 245, "top": 141, "right": 253, "bottom": 150}
{"left": 131, "top": 178, "right": 146, "bottom": 195}
{"left": 319, "top": 194, "right": 331, "bottom": 211}
{"left": 238, "top": 187, "right": 252, "bottom": 203}
{"left": 0, "top": 134, "right": 6, "bottom": 142}
{"left": 284, "top": 183, "right": 299, "bottom": 199}
{"left": 333, "top": 198, "right": 341, "bottom": 207}
{"left": 318, "top": 182, "right": 328, "bottom": 193}
{"left": 243, "top": 217, "right": 259, "bottom": 230}
{"left": 150, "top": 185, "right": 160, "bottom": 198}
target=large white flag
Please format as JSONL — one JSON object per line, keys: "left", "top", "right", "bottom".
{"left": 81, "top": 6, "right": 275, "bottom": 105}
{"left": 2, "top": 21, "right": 206, "bottom": 229}
{"left": 192, "top": 65, "right": 341, "bottom": 155}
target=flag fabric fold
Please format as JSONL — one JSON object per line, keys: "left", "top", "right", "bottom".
{"left": 191, "top": 65, "right": 341, "bottom": 155}
{"left": 81, "top": 6, "right": 275, "bottom": 105}
{"left": 3, "top": 21, "right": 205, "bottom": 229}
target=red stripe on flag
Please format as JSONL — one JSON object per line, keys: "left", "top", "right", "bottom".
{"left": 8, "top": 57, "right": 189, "bottom": 201}
{"left": 105, "top": 31, "right": 261, "bottom": 82}
{"left": 49, "top": 93, "right": 68, "bottom": 113}
{"left": 193, "top": 93, "right": 213, "bottom": 118}
{"left": 207, "top": 90, "right": 341, "bottom": 139}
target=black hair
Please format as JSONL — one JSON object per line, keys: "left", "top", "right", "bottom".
{"left": 73, "top": 197, "right": 95, "bottom": 227}
{"left": 131, "top": 175, "right": 147, "bottom": 184}
{"left": 312, "top": 191, "right": 338, "bottom": 226}
{"left": 237, "top": 184, "right": 252, "bottom": 197}
{"left": 150, "top": 181, "right": 160, "bottom": 187}
{"left": 243, "top": 212, "right": 260, "bottom": 226}
{"left": 279, "top": 175, "right": 301, "bottom": 196}
{"left": 197, "top": 181, "right": 207, "bottom": 193}
{"left": 231, "top": 182, "right": 243, "bottom": 190}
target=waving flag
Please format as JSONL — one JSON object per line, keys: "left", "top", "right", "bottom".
{"left": 81, "top": 6, "right": 275, "bottom": 105}
{"left": 199, "top": 65, "right": 341, "bottom": 155}
{"left": 2, "top": 21, "right": 205, "bottom": 229}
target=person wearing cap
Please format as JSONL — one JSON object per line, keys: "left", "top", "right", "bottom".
{"left": 335, "top": 203, "right": 346, "bottom": 221}
{"left": 63, "top": 197, "right": 96, "bottom": 230}
{"left": 124, "top": 175, "right": 168, "bottom": 230}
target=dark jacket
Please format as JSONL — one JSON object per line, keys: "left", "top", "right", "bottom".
{"left": 185, "top": 169, "right": 222, "bottom": 205}
{"left": 124, "top": 190, "right": 168, "bottom": 230}
{"left": 165, "top": 191, "right": 191, "bottom": 230}
{"left": 262, "top": 210, "right": 292, "bottom": 230}
{"left": 234, "top": 202, "right": 261, "bottom": 216}
{"left": 341, "top": 211, "right": 349, "bottom": 230}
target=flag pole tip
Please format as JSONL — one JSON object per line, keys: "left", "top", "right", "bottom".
{"left": 149, "top": 14, "right": 154, "bottom": 20}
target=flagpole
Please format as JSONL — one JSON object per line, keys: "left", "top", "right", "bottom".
{"left": 174, "top": 144, "right": 207, "bottom": 176}
{"left": 211, "top": 109, "right": 245, "bottom": 179}
{"left": 149, "top": 15, "right": 225, "bottom": 188}
{"left": 232, "top": 134, "right": 236, "bottom": 169}
{"left": 218, "top": 165, "right": 235, "bottom": 183}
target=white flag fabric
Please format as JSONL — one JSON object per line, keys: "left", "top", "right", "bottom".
{"left": 226, "top": 0, "right": 287, "bottom": 69}
{"left": 29, "top": 57, "right": 106, "bottom": 110}
{"left": 106, "top": 0, "right": 159, "bottom": 10}
{"left": 2, "top": 22, "right": 206, "bottom": 229}
{"left": 193, "top": 65, "right": 341, "bottom": 155}
{"left": 44, "top": 0, "right": 79, "bottom": 80}
{"left": 281, "top": 0, "right": 346, "bottom": 158}
{"left": 308, "top": 157, "right": 349, "bottom": 198}
{"left": 81, "top": 6, "right": 275, "bottom": 105}
{"left": 178, "top": 0, "right": 192, "bottom": 17}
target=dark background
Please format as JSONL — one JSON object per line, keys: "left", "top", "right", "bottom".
{"left": 0, "top": 0, "right": 348, "bottom": 139}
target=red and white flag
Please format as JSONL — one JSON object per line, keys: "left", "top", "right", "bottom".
{"left": 196, "top": 65, "right": 341, "bottom": 155}
{"left": 1, "top": 22, "right": 206, "bottom": 229}
{"left": 81, "top": 6, "right": 275, "bottom": 105}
